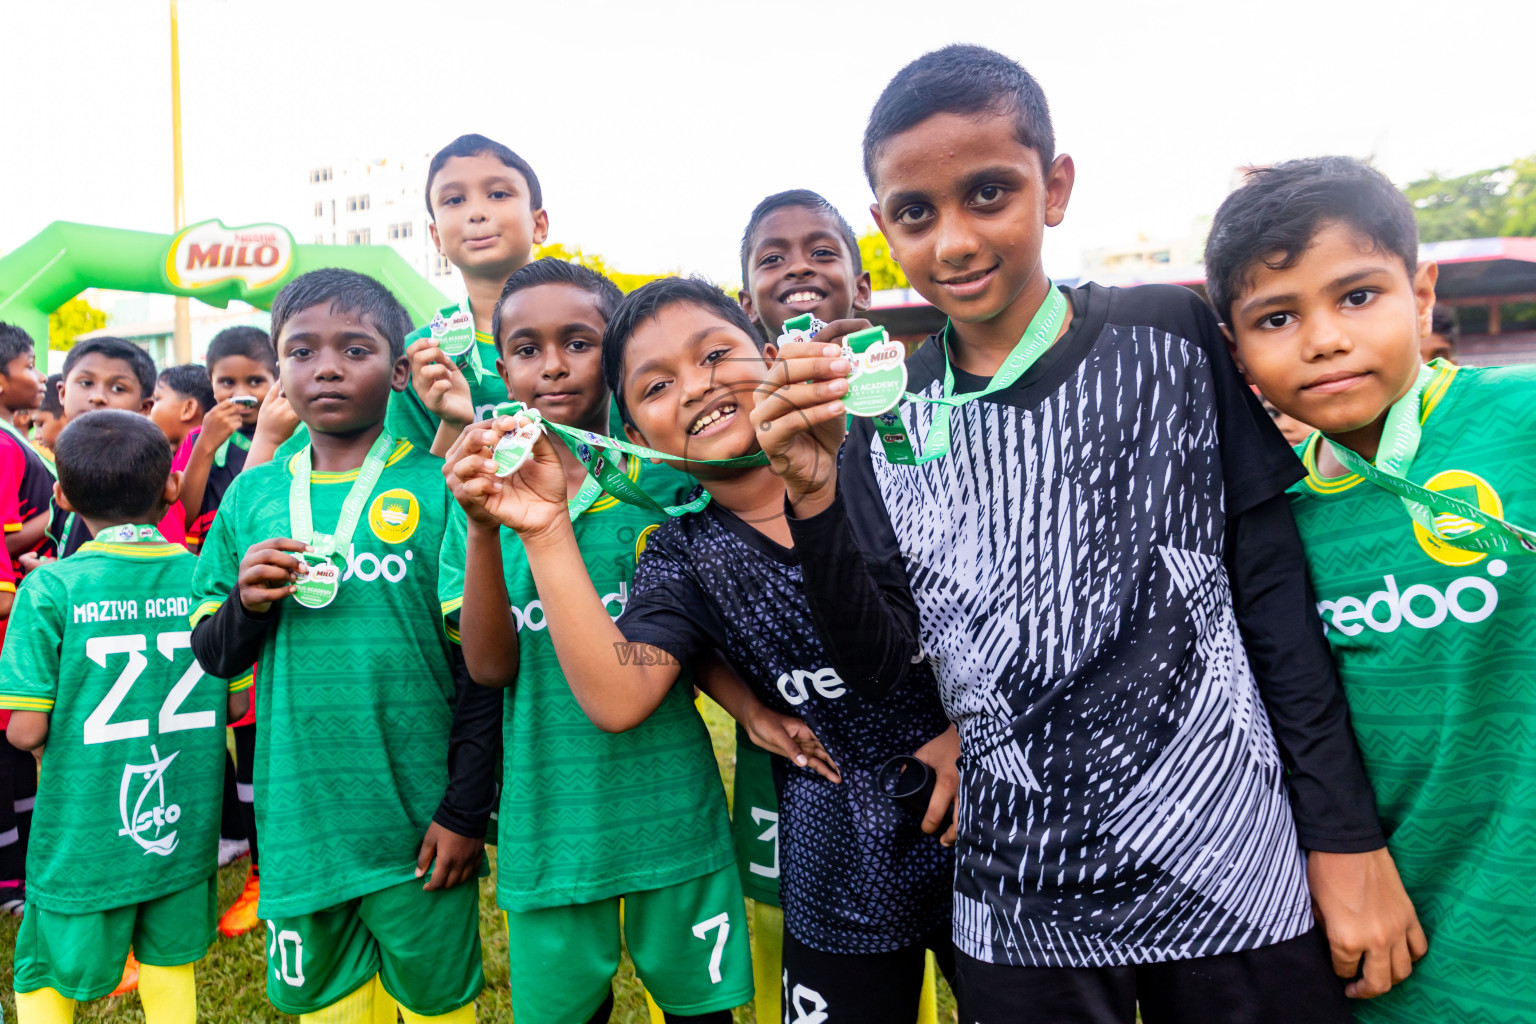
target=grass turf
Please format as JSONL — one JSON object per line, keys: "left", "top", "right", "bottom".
{"left": 0, "top": 698, "right": 956, "bottom": 1022}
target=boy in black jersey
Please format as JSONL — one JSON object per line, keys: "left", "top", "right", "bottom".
{"left": 757, "top": 44, "right": 1424, "bottom": 1024}
{"left": 48, "top": 337, "right": 157, "bottom": 560}
{"left": 446, "top": 277, "right": 956, "bottom": 1024}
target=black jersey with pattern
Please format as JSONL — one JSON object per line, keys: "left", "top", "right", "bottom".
{"left": 618, "top": 501, "right": 953, "bottom": 954}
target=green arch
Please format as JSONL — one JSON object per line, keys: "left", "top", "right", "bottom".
{"left": 0, "top": 220, "right": 450, "bottom": 359}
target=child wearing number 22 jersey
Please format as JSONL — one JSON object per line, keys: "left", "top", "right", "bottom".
{"left": 190, "top": 269, "right": 495, "bottom": 1023}
{"left": 2, "top": 411, "right": 250, "bottom": 1024}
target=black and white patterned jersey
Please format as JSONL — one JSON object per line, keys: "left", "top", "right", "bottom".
{"left": 617, "top": 501, "right": 954, "bottom": 954}
{"left": 818, "top": 283, "right": 1345, "bottom": 968}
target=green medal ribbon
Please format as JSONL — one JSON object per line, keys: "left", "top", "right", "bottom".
{"left": 492, "top": 402, "right": 768, "bottom": 518}
{"left": 287, "top": 432, "right": 395, "bottom": 608}
{"left": 0, "top": 413, "right": 55, "bottom": 479}
{"left": 873, "top": 283, "right": 1068, "bottom": 466}
{"left": 1325, "top": 363, "right": 1536, "bottom": 556}
{"left": 214, "top": 428, "right": 252, "bottom": 469}
{"left": 98, "top": 523, "right": 168, "bottom": 544}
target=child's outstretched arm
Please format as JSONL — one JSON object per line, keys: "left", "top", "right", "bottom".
{"left": 405, "top": 337, "right": 474, "bottom": 457}
{"left": 441, "top": 425, "right": 519, "bottom": 686}
{"left": 694, "top": 653, "right": 839, "bottom": 783}
{"left": 752, "top": 336, "right": 926, "bottom": 701}
{"left": 446, "top": 419, "right": 681, "bottom": 730}
{"left": 245, "top": 386, "right": 299, "bottom": 468}
{"left": 5, "top": 711, "right": 46, "bottom": 750}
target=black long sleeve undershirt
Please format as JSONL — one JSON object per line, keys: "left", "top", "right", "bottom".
{"left": 788, "top": 484, "right": 1386, "bottom": 855}
{"left": 191, "top": 588, "right": 502, "bottom": 839}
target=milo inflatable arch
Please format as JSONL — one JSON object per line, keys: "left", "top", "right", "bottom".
{"left": 0, "top": 219, "right": 450, "bottom": 360}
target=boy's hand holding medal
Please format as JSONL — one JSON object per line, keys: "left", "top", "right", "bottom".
{"left": 235, "top": 537, "right": 310, "bottom": 614}
{"left": 444, "top": 409, "right": 569, "bottom": 540}
{"left": 752, "top": 318, "right": 874, "bottom": 518}
{"left": 407, "top": 335, "right": 475, "bottom": 428}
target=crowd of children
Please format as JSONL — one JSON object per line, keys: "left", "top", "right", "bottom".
{"left": 0, "top": 40, "right": 1530, "bottom": 1024}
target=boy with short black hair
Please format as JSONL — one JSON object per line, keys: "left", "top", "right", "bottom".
{"left": 149, "top": 364, "right": 215, "bottom": 453}
{"left": 2, "top": 409, "right": 249, "bottom": 1024}
{"left": 48, "top": 337, "right": 158, "bottom": 559}
{"left": 1423, "top": 305, "right": 1459, "bottom": 364}
{"left": 760, "top": 45, "right": 1421, "bottom": 1023}
{"left": 738, "top": 189, "right": 872, "bottom": 343}
{"left": 179, "top": 326, "right": 278, "bottom": 552}
{"left": 189, "top": 268, "right": 490, "bottom": 1023}
{"left": 32, "top": 374, "right": 65, "bottom": 455}
{"left": 1208, "top": 155, "right": 1531, "bottom": 1024}
{"left": 450, "top": 273, "right": 958, "bottom": 1024}
{"left": 441, "top": 258, "right": 767, "bottom": 1024}
{"left": 393, "top": 133, "right": 550, "bottom": 454}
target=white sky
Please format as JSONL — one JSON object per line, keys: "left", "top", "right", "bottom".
{"left": 2, "top": 0, "right": 1532, "bottom": 287}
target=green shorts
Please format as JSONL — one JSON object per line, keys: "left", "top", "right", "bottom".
{"left": 504, "top": 864, "right": 753, "bottom": 1023}
{"left": 731, "top": 725, "right": 782, "bottom": 907}
{"left": 13, "top": 875, "right": 217, "bottom": 1001}
{"left": 263, "top": 875, "right": 483, "bottom": 1016}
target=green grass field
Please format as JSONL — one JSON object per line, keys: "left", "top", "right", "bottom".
{"left": 0, "top": 699, "right": 957, "bottom": 1022}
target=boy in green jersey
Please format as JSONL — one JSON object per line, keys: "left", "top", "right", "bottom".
{"left": 393, "top": 133, "right": 550, "bottom": 454}
{"left": 1209, "top": 155, "right": 1533, "bottom": 1023}
{"left": 189, "top": 269, "right": 493, "bottom": 1023}
{"left": 2, "top": 410, "right": 250, "bottom": 1024}
{"left": 439, "top": 258, "right": 808, "bottom": 1023}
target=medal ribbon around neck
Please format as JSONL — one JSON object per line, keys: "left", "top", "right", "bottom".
{"left": 289, "top": 431, "right": 395, "bottom": 560}
{"left": 491, "top": 402, "right": 768, "bottom": 518}
{"left": 1325, "top": 362, "right": 1536, "bottom": 555}
{"left": 214, "top": 429, "right": 252, "bottom": 469}
{"left": 99, "top": 523, "right": 168, "bottom": 544}
{"left": 873, "top": 282, "right": 1068, "bottom": 466}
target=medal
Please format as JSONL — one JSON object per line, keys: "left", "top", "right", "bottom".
{"left": 493, "top": 408, "right": 545, "bottom": 477}
{"left": 433, "top": 306, "right": 477, "bottom": 359}
{"left": 292, "top": 554, "right": 340, "bottom": 609}
{"left": 779, "top": 313, "right": 829, "bottom": 346}
{"left": 841, "top": 325, "right": 907, "bottom": 418}
{"left": 287, "top": 431, "right": 395, "bottom": 609}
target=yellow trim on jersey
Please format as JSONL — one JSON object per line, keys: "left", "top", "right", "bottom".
{"left": 0, "top": 695, "right": 54, "bottom": 712}
{"left": 190, "top": 599, "right": 223, "bottom": 628}
{"left": 441, "top": 595, "right": 464, "bottom": 616}
{"left": 77, "top": 541, "right": 188, "bottom": 559}
{"left": 583, "top": 453, "right": 642, "bottom": 515}
{"left": 0, "top": 581, "right": 14, "bottom": 594}
{"left": 1302, "top": 362, "right": 1461, "bottom": 495}
{"left": 474, "top": 330, "right": 494, "bottom": 345}
{"left": 286, "top": 439, "right": 414, "bottom": 482}
{"left": 229, "top": 671, "right": 255, "bottom": 693}
{"left": 3, "top": 522, "right": 20, "bottom": 533}
{"left": 445, "top": 622, "right": 461, "bottom": 644}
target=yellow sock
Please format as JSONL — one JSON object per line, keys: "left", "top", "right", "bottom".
{"left": 644, "top": 987, "right": 666, "bottom": 1023}
{"left": 396, "top": 1003, "right": 474, "bottom": 1023}
{"left": 371, "top": 976, "right": 397, "bottom": 1024}
{"left": 916, "top": 951, "right": 938, "bottom": 1024}
{"left": 300, "top": 975, "right": 379, "bottom": 1024}
{"left": 138, "top": 963, "right": 197, "bottom": 1024}
{"left": 751, "top": 901, "right": 784, "bottom": 1024}
{"left": 14, "top": 987, "right": 76, "bottom": 1024}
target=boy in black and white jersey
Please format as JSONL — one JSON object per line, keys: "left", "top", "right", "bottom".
{"left": 758, "top": 44, "right": 1424, "bottom": 1024}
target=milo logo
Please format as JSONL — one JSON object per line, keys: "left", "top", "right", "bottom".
{"left": 842, "top": 326, "right": 907, "bottom": 418}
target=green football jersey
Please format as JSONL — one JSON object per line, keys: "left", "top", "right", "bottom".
{"left": 387, "top": 323, "right": 508, "bottom": 456}
{"left": 1289, "top": 362, "right": 1536, "bottom": 1024}
{"left": 438, "top": 456, "right": 734, "bottom": 912}
{"left": 191, "top": 439, "right": 460, "bottom": 918}
{"left": 0, "top": 538, "right": 249, "bottom": 914}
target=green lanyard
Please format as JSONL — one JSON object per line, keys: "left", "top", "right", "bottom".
{"left": 214, "top": 429, "right": 252, "bottom": 469}
{"left": 493, "top": 402, "right": 767, "bottom": 518}
{"left": 0, "top": 414, "right": 55, "bottom": 478}
{"left": 874, "top": 283, "right": 1068, "bottom": 465}
{"left": 97, "top": 523, "right": 168, "bottom": 544}
{"left": 433, "top": 298, "right": 490, "bottom": 386}
{"left": 289, "top": 432, "right": 395, "bottom": 559}
{"left": 1325, "top": 363, "right": 1536, "bottom": 555}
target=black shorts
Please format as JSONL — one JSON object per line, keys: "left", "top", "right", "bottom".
{"left": 954, "top": 927, "right": 1352, "bottom": 1024}
{"left": 781, "top": 923, "right": 954, "bottom": 1024}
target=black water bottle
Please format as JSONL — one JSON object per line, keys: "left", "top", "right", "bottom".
{"left": 878, "top": 754, "right": 953, "bottom": 834}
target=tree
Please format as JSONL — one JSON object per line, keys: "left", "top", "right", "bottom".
{"left": 1405, "top": 155, "right": 1536, "bottom": 242}
{"left": 532, "top": 242, "right": 670, "bottom": 294}
{"left": 48, "top": 295, "right": 109, "bottom": 350}
{"left": 858, "top": 228, "right": 909, "bottom": 291}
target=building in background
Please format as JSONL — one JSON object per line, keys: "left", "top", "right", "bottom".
{"left": 304, "top": 156, "right": 458, "bottom": 290}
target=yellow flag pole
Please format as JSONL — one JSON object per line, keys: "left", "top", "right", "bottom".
{"left": 170, "top": 0, "right": 191, "bottom": 362}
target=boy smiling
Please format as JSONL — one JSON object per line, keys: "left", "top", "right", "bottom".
{"left": 1208, "top": 156, "right": 1532, "bottom": 1024}
{"left": 759, "top": 45, "right": 1420, "bottom": 1023}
